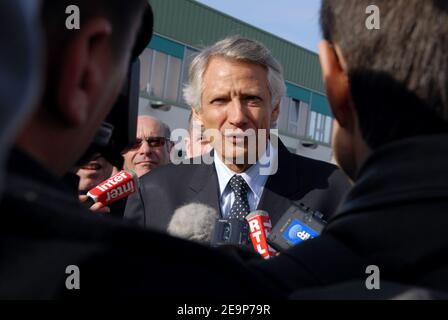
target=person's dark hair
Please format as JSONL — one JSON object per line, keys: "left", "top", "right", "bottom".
{"left": 320, "top": 0, "right": 448, "bottom": 149}
{"left": 41, "top": 0, "right": 146, "bottom": 66}
{"left": 40, "top": 0, "right": 147, "bottom": 118}
{"left": 41, "top": 0, "right": 147, "bottom": 61}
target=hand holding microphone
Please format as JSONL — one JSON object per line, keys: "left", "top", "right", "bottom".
{"left": 82, "top": 170, "right": 138, "bottom": 213}
{"left": 79, "top": 195, "right": 110, "bottom": 213}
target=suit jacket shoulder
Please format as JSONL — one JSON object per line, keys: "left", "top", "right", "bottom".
{"left": 258, "top": 142, "right": 351, "bottom": 224}
{"left": 125, "top": 161, "right": 220, "bottom": 230}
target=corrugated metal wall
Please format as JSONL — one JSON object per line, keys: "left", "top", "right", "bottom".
{"left": 149, "top": 0, "right": 326, "bottom": 94}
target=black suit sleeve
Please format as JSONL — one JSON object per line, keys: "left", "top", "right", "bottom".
{"left": 123, "top": 182, "right": 146, "bottom": 227}
{"left": 294, "top": 158, "right": 352, "bottom": 221}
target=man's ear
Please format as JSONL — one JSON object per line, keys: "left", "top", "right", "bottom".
{"left": 318, "top": 40, "right": 354, "bottom": 131}
{"left": 57, "top": 18, "right": 113, "bottom": 127}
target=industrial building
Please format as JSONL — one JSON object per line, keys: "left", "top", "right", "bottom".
{"left": 139, "top": 0, "right": 334, "bottom": 162}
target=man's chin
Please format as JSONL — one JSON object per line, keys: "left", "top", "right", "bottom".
{"left": 134, "top": 163, "right": 154, "bottom": 176}
{"left": 220, "top": 148, "right": 251, "bottom": 166}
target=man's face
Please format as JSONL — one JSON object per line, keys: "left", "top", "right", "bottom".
{"left": 122, "top": 116, "right": 171, "bottom": 177}
{"left": 76, "top": 153, "right": 114, "bottom": 193}
{"left": 196, "top": 56, "right": 279, "bottom": 167}
{"left": 70, "top": 19, "right": 144, "bottom": 173}
{"left": 318, "top": 41, "right": 359, "bottom": 181}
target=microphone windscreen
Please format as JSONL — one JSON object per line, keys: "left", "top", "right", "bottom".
{"left": 167, "top": 203, "right": 218, "bottom": 244}
{"left": 87, "top": 170, "right": 137, "bottom": 206}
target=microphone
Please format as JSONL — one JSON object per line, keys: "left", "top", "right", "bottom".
{"left": 267, "top": 203, "right": 327, "bottom": 252}
{"left": 167, "top": 203, "right": 218, "bottom": 244}
{"left": 210, "top": 219, "right": 251, "bottom": 247}
{"left": 86, "top": 170, "right": 138, "bottom": 206}
{"left": 246, "top": 211, "right": 278, "bottom": 259}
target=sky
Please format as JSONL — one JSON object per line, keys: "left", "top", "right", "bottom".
{"left": 196, "top": 0, "right": 322, "bottom": 53}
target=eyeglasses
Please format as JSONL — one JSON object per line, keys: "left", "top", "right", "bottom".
{"left": 129, "top": 136, "right": 169, "bottom": 150}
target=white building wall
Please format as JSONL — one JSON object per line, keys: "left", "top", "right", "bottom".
{"left": 139, "top": 98, "right": 190, "bottom": 132}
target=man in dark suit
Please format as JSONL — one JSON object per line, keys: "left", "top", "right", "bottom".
{"left": 0, "top": 0, "right": 280, "bottom": 299}
{"left": 248, "top": 0, "right": 448, "bottom": 297}
{"left": 125, "top": 36, "right": 350, "bottom": 232}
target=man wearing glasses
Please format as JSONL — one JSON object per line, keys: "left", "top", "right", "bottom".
{"left": 122, "top": 115, "right": 173, "bottom": 177}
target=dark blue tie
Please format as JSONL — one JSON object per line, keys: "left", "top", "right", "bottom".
{"left": 228, "top": 175, "right": 250, "bottom": 220}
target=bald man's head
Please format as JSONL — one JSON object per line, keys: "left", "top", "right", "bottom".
{"left": 122, "top": 115, "right": 172, "bottom": 177}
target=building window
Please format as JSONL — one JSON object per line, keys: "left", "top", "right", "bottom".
{"left": 324, "top": 116, "right": 333, "bottom": 144}
{"left": 288, "top": 99, "right": 300, "bottom": 135}
{"left": 139, "top": 48, "right": 182, "bottom": 103}
{"left": 307, "top": 111, "right": 333, "bottom": 144}
{"left": 315, "top": 113, "right": 324, "bottom": 141}
{"left": 307, "top": 111, "right": 316, "bottom": 140}
{"left": 180, "top": 48, "right": 198, "bottom": 103}
{"left": 151, "top": 50, "right": 168, "bottom": 98}
{"left": 139, "top": 48, "right": 153, "bottom": 91}
{"left": 284, "top": 98, "right": 310, "bottom": 137}
{"left": 165, "top": 56, "right": 181, "bottom": 102}
{"left": 277, "top": 96, "right": 289, "bottom": 130}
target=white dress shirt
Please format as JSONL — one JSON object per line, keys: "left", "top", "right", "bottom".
{"left": 214, "top": 141, "right": 275, "bottom": 218}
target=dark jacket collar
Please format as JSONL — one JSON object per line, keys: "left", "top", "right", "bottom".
{"left": 3, "top": 147, "right": 90, "bottom": 220}
{"left": 263, "top": 138, "right": 297, "bottom": 197}
{"left": 188, "top": 148, "right": 217, "bottom": 194}
{"left": 6, "top": 147, "right": 68, "bottom": 192}
{"left": 322, "top": 135, "right": 448, "bottom": 284}
{"left": 256, "top": 140, "right": 298, "bottom": 223}
{"left": 334, "top": 134, "right": 448, "bottom": 221}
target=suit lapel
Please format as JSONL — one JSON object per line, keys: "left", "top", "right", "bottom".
{"left": 257, "top": 186, "right": 291, "bottom": 226}
{"left": 257, "top": 140, "right": 300, "bottom": 225}
{"left": 185, "top": 142, "right": 301, "bottom": 224}
{"left": 188, "top": 155, "right": 222, "bottom": 217}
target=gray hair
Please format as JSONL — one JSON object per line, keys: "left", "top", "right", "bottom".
{"left": 183, "top": 36, "right": 286, "bottom": 111}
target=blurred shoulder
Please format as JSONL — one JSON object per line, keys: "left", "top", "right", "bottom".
{"left": 138, "top": 161, "right": 209, "bottom": 187}
{"left": 285, "top": 150, "right": 350, "bottom": 188}
{"left": 293, "top": 153, "right": 338, "bottom": 173}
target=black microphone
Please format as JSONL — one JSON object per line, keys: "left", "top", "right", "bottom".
{"left": 167, "top": 203, "right": 252, "bottom": 249}
{"left": 210, "top": 219, "right": 251, "bottom": 247}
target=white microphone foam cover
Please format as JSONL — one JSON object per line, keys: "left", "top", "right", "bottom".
{"left": 167, "top": 203, "right": 218, "bottom": 244}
